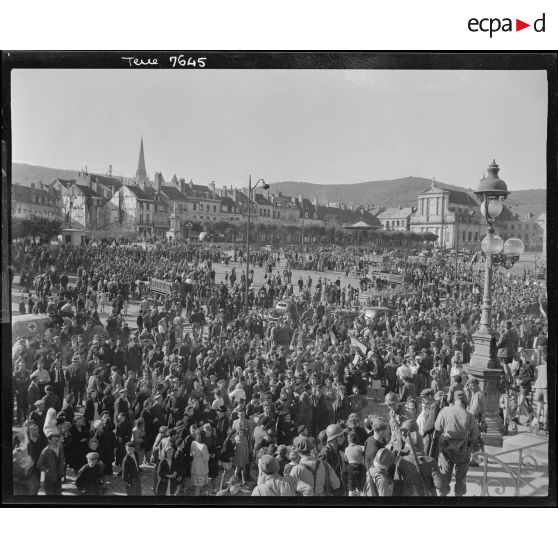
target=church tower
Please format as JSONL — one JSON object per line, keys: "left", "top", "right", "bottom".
{"left": 135, "top": 136, "right": 148, "bottom": 184}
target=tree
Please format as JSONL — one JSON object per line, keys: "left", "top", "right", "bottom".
{"left": 12, "top": 216, "right": 62, "bottom": 243}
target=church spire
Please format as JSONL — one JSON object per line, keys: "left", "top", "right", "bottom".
{"left": 135, "top": 136, "right": 148, "bottom": 183}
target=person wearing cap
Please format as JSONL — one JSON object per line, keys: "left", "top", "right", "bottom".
{"left": 75, "top": 452, "right": 104, "bottom": 495}
{"left": 434, "top": 390, "right": 480, "bottom": 497}
{"left": 252, "top": 454, "right": 311, "bottom": 496}
{"left": 417, "top": 389, "right": 439, "bottom": 458}
{"left": 122, "top": 441, "right": 142, "bottom": 496}
{"left": 37, "top": 431, "right": 66, "bottom": 495}
{"left": 364, "top": 416, "right": 391, "bottom": 469}
{"left": 288, "top": 437, "right": 340, "bottom": 496}
{"left": 366, "top": 447, "right": 396, "bottom": 496}
{"left": 317, "top": 424, "right": 346, "bottom": 495}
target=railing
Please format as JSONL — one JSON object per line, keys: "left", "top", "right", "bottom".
{"left": 470, "top": 440, "right": 548, "bottom": 496}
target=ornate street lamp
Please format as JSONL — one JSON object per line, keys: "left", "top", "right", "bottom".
{"left": 245, "top": 175, "right": 269, "bottom": 312}
{"left": 466, "top": 160, "right": 524, "bottom": 447}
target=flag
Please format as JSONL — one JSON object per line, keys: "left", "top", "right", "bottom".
{"left": 350, "top": 335, "right": 367, "bottom": 355}
{"left": 330, "top": 331, "right": 337, "bottom": 346}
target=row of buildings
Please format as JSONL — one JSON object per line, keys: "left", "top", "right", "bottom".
{"left": 11, "top": 137, "right": 546, "bottom": 251}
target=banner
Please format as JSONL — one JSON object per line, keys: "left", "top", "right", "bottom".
{"left": 350, "top": 335, "right": 367, "bottom": 354}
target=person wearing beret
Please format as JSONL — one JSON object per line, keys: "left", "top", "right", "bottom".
{"left": 75, "top": 452, "right": 104, "bottom": 496}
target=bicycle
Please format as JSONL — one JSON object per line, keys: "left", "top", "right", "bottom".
{"left": 506, "top": 385, "right": 538, "bottom": 431}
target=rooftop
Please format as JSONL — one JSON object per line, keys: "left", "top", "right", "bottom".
{"left": 377, "top": 206, "right": 415, "bottom": 220}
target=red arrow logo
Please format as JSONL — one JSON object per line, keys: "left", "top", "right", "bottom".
{"left": 516, "top": 19, "right": 530, "bottom": 31}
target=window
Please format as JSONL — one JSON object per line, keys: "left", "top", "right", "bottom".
{"left": 193, "top": 204, "right": 197, "bottom": 210}
{"left": 468, "top": 231, "right": 472, "bottom": 242}
{"left": 139, "top": 202, "right": 144, "bottom": 212}
{"left": 213, "top": 205, "right": 217, "bottom": 212}
{"left": 474, "top": 232, "right": 478, "bottom": 241}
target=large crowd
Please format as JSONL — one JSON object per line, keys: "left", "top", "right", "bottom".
{"left": 11, "top": 238, "right": 548, "bottom": 497}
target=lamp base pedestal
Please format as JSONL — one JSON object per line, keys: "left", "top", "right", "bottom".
{"left": 466, "top": 332, "right": 504, "bottom": 448}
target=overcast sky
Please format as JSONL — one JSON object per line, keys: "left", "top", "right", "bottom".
{"left": 11, "top": 68, "right": 547, "bottom": 191}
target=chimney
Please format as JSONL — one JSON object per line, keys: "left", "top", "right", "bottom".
{"left": 298, "top": 194, "right": 303, "bottom": 204}
{"left": 189, "top": 179, "right": 194, "bottom": 188}
{"left": 30, "top": 182, "right": 35, "bottom": 190}
{"left": 179, "top": 178, "right": 186, "bottom": 193}
{"left": 154, "top": 172, "right": 162, "bottom": 192}
{"left": 233, "top": 188, "right": 239, "bottom": 203}
{"left": 209, "top": 180, "right": 216, "bottom": 193}
{"left": 108, "top": 164, "right": 112, "bottom": 177}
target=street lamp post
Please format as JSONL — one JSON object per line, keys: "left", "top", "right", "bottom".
{"left": 245, "top": 175, "right": 269, "bottom": 313}
{"left": 466, "top": 160, "right": 524, "bottom": 448}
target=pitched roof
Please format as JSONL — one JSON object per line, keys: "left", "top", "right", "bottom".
{"left": 444, "top": 188, "right": 478, "bottom": 206}
{"left": 496, "top": 204, "right": 519, "bottom": 222}
{"left": 89, "top": 174, "right": 122, "bottom": 188}
{"left": 126, "top": 185, "right": 156, "bottom": 201}
{"left": 367, "top": 207, "right": 385, "bottom": 217}
{"left": 220, "top": 196, "right": 236, "bottom": 208}
{"left": 357, "top": 211, "right": 382, "bottom": 227}
{"left": 160, "top": 186, "right": 188, "bottom": 202}
{"left": 420, "top": 183, "right": 479, "bottom": 206}
{"left": 53, "top": 178, "right": 76, "bottom": 188}
{"left": 12, "top": 183, "right": 60, "bottom": 205}
{"left": 377, "top": 207, "right": 414, "bottom": 220}
{"left": 75, "top": 184, "right": 103, "bottom": 198}
{"left": 254, "top": 193, "right": 272, "bottom": 206}
{"left": 346, "top": 220, "right": 379, "bottom": 229}
{"left": 234, "top": 191, "right": 253, "bottom": 206}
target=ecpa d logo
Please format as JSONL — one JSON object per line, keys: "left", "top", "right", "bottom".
{"left": 468, "top": 13, "right": 545, "bottom": 37}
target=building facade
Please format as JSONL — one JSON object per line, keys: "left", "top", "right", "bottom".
{"left": 410, "top": 182, "right": 482, "bottom": 249}
{"left": 377, "top": 206, "right": 416, "bottom": 231}
{"left": 12, "top": 182, "right": 61, "bottom": 220}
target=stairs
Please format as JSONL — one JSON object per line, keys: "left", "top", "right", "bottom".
{"left": 465, "top": 432, "right": 549, "bottom": 497}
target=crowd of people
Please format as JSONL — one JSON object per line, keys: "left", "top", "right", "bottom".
{"left": 10, "top": 238, "right": 548, "bottom": 497}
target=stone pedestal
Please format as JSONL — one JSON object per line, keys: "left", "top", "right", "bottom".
{"left": 466, "top": 331, "right": 504, "bottom": 448}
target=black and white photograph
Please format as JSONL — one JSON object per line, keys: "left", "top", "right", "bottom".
{"left": 2, "top": 52, "right": 555, "bottom": 504}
